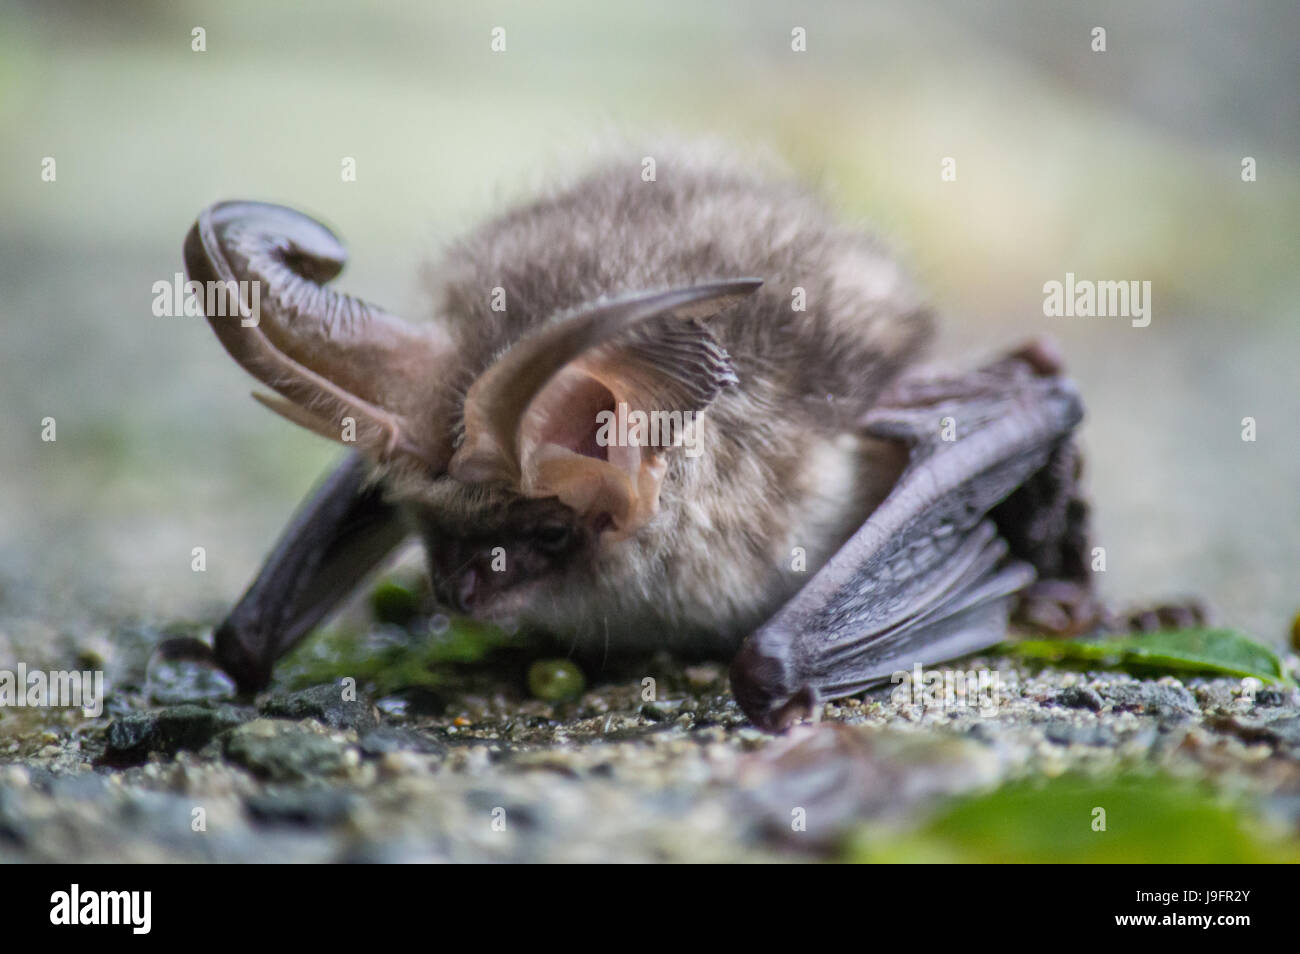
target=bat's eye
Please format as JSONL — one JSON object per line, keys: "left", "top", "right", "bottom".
{"left": 533, "top": 524, "right": 572, "bottom": 552}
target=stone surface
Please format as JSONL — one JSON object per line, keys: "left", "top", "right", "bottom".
{"left": 103, "top": 704, "right": 250, "bottom": 764}
{"left": 1, "top": 646, "right": 1299, "bottom": 862}
{"left": 222, "top": 719, "right": 359, "bottom": 783}
{"left": 259, "top": 684, "right": 379, "bottom": 733}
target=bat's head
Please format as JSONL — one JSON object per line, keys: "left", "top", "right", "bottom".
{"left": 184, "top": 201, "right": 759, "bottom": 627}
{"left": 403, "top": 479, "right": 593, "bottom": 621}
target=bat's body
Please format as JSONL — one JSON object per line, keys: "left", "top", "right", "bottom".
{"left": 179, "top": 148, "right": 1094, "bottom": 730}
{"left": 402, "top": 155, "right": 929, "bottom": 656}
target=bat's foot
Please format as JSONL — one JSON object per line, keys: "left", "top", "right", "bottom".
{"left": 1014, "top": 581, "right": 1214, "bottom": 637}
{"left": 1107, "top": 598, "right": 1213, "bottom": 633}
{"left": 1013, "top": 579, "right": 1105, "bottom": 636}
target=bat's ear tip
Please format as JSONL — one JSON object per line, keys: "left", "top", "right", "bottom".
{"left": 730, "top": 635, "right": 819, "bottom": 732}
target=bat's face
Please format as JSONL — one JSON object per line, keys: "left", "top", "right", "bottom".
{"left": 409, "top": 479, "right": 595, "bottom": 622}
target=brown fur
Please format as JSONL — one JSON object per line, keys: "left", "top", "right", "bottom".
{"left": 382, "top": 147, "right": 931, "bottom": 655}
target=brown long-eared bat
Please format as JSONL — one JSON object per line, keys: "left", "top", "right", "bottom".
{"left": 173, "top": 148, "right": 1102, "bottom": 731}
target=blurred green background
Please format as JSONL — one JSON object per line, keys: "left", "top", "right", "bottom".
{"left": 1, "top": 0, "right": 1297, "bottom": 648}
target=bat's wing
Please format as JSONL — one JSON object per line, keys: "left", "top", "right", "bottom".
{"left": 160, "top": 453, "right": 410, "bottom": 691}
{"left": 730, "top": 350, "right": 1084, "bottom": 730}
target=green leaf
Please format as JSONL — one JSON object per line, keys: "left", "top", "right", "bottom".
{"left": 845, "top": 774, "right": 1300, "bottom": 863}
{"left": 1006, "top": 628, "right": 1294, "bottom": 685}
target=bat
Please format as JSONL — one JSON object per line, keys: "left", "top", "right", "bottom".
{"left": 170, "top": 149, "right": 1100, "bottom": 731}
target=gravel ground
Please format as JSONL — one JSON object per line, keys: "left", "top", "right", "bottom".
{"left": 2, "top": 613, "right": 1298, "bottom": 863}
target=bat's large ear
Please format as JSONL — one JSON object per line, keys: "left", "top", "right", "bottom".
{"left": 184, "top": 202, "right": 455, "bottom": 471}
{"left": 451, "top": 280, "right": 761, "bottom": 536}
